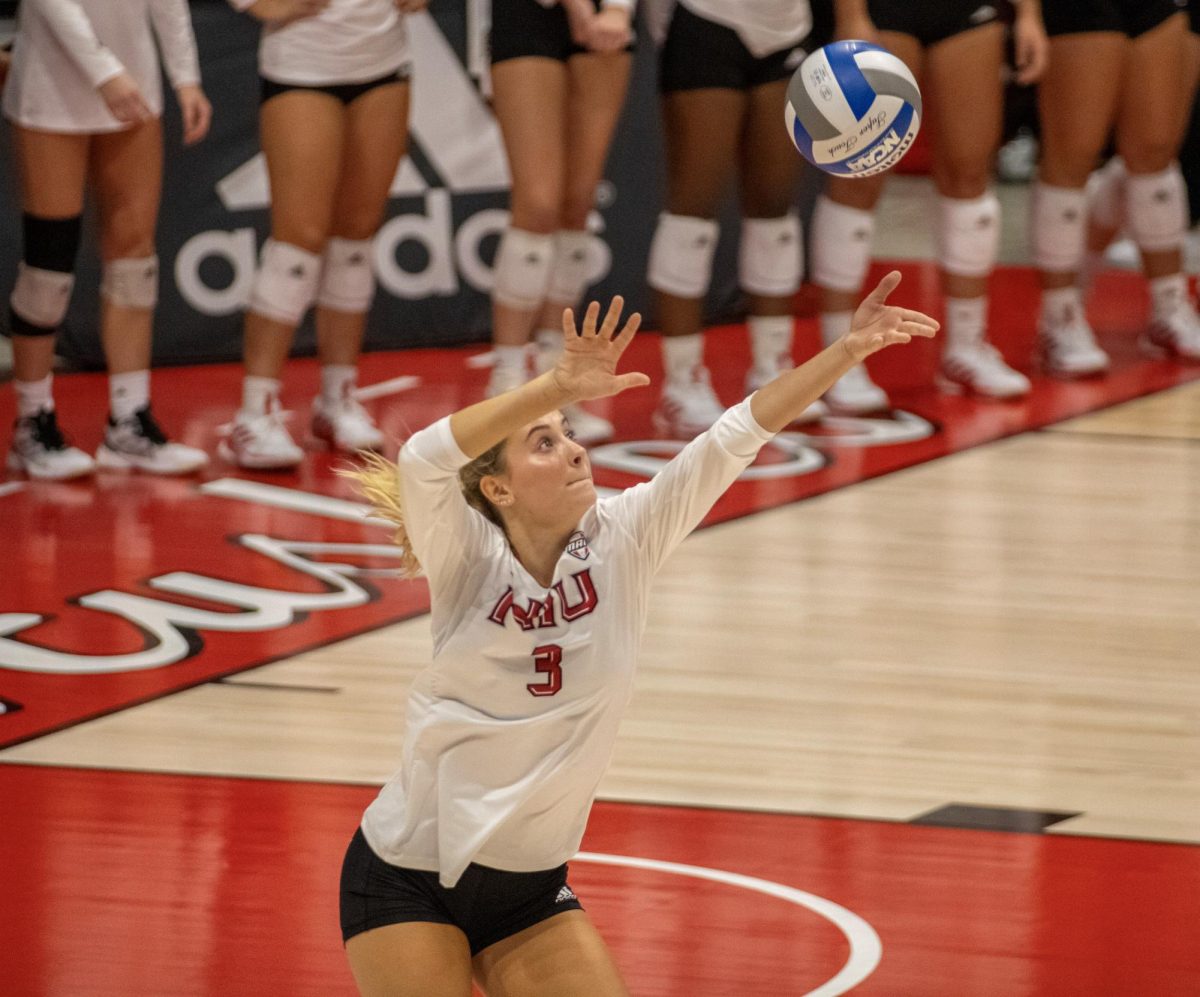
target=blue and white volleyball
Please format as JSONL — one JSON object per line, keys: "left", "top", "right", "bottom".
{"left": 786, "top": 41, "right": 922, "bottom": 178}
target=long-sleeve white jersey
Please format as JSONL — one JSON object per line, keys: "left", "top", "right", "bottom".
{"left": 362, "top": 399, "right": 774, "bottom": 887}
{"left": 671, "top": 0, "right": 813, "bottom": 57}
{"left": 3, "top": 0, "right": 200, "bottom": 133}
{"left": 228, "top": 0, "right": 409, "bottom": 86}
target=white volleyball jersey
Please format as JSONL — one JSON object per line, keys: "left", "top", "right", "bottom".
{"left": 3, "top": 0, "right": 200, "bottom": 133}
{"left": 361, "top": 399, "right": 774, "bottom": 887}
{"left": 228, "top": 0, "right": 409, "bottom": 86}
{"left": 678, "top": 0, "right": 812, "bottom": 57}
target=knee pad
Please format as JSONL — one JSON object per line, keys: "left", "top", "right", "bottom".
{"left": 22, "top": 212, "right": 82, "bottom": 273}
{"left": 809, "top": 195, "right": 874, "bottom": 292}
{"left": 546, "top": 230, "right": 593, "bottom": 305}
{"left": 1031, "top": 183, "right": 1087, "bottom": 272}
{"left": 250, "top": 239, "right": 321, "bottom": 325}
{"left": 1086, "top": 156, "right": 1126, "bottom": 233}
{"left": 936, "top": 192, "right": 1000, "bottom": 278}
{"left": 101, "top": 255, "right": 159, "bottom": 310}
{"left": 9, "top": 263, "right": 74, "bottom": 335}
{"left": 739, "top": 214, "right": 802, "bottom": 297}
{"left": 317, "top": 237, "right": 376, "bottom": 313}
{"left": 1125, "top": 164, "right": 1187, "bottom": 253}
{"left": 492, "top": 227, "right": 554, "bottom": 310}
{"left": 647, "top": 213, "right": 719, "bottom": 298}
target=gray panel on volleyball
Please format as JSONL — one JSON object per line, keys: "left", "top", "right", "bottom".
{"left": 786, "top": 74, "right": 843, "bottom": 142}
{"left": 859, "top": 68, "right": 922, "bottom": 117}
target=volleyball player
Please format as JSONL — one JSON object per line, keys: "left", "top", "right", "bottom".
{"left": 338, "top": 274, "right": 937, "bottom": 996}
{"left": 1038, "top": 0, "right": 1200, "bottom": 370}
{"left": 3, "top": 0, "right": 211, "bottom": 478}
{"left": 219, "top": 0, "right": 426, "bottom": 469}
{"left": 485, "top": 0, "right": 636, "bottom": 445}
{"left": 646, "top": 0, "right": 831, "bottom": 438}
{"left": 808, "top": 0, "right": 1048, "bottom": 409}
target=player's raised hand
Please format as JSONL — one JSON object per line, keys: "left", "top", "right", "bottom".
{"left": 553, "top": 297, "right": 650, "bottom": 402}
{"left": 842, "top": 271, "right": 939, "bottom": 362}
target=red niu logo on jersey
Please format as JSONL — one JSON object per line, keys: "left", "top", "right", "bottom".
{"left": 487, "top": 568, "right": 598, "bottom": 631}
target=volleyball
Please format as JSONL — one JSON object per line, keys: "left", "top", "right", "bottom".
{"left": 785, "top": 40, "right": 922, "bottom": 178}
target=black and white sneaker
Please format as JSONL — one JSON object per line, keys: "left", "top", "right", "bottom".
{"left": 7, "top": 408, "right": 96, "bottom": 480}
{"left": 96, "top": 406, "right": 208, "bottom": 475}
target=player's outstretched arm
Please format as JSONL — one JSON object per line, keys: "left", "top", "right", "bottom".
{"left": 750, "top": 271, "right": 938, "bottom": 434}
{"left": 448, "top": 296, "right": 649, "bottom": 459}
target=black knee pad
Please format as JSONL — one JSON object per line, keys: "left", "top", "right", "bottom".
{"left": 7, "top": 214, "right": 82, "bottom": 337}
{"left": 23, "top": 213, "right": 83, "bottom": 274}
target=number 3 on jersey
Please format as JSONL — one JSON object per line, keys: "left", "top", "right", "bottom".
{"left": 528, "top": 644, "right": 563, "bottom": 697}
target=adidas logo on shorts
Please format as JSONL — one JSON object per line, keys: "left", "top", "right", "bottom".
{"left": 555, "top": 885, "right": 577, "bottom": 904}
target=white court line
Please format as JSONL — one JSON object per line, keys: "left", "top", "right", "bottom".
{"left": 200, "top": 478, "right": 391, "bottom": 526}
{"left": 353, "top": 374, "right": 421, "bottom": 401}
{"left": 577, "top": 852, "right": 882, "bottom": 996}
{"left": 0, "top": 483, "right": 26, "bottom": 499}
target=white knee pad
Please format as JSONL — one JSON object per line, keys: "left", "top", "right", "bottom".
{"left": 1125, "top": 164, "right": 1187, "bottom": 253}
{"left": 101, "top": 255, "right": 159, "bottom": 310}
{"left": 936, "top": 192, "right": 1000, "bottom": 278}
{"left": 546, "top": 230, "right": 594, "bottom": 305}
{"left": 10, "top": 262, "right": 74, "bottom": 331}
{"left": 1031, "top": 183, "right": 1087, "bottom": 273}
{"left": 739, "top": 214, "right": 802, "bottom": 297}
{"left": 1086, "top": 156, "right": 1126, "bottom": 233}
{"left": 492, "top": 227, "right": 554, "bottom": 310}
{"left": 317, "top": 238, "right": 376, "bottom": 313}
{"left": 647, "top": 213, "right": 719, "bottom": 298}
{"left": 809, "top": 195, "right": 875, "bottom": 292}
{"left": 251, "top": 239, "right": 321, "bottom": 325}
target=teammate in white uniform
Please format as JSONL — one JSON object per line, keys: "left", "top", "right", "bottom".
{"left": 2, "top": 0, "right": 211, "bottom": 479}
{"left": 646, "top": 0, "right": 826, "bottom": 439}
{"left": 339, "top": 275, "right": 938, "bottom": 995}
{"left": 484, "top": 0, "right": 637, "bottom": 446}
{"left": 1032, "top": 0, "right": 1200, "bottom": 373}
{"left": 219, "top": 0, "right": 425, "bottom": 470}
{"left": 808, "top": 0, "right": 1048, "bottom": 408}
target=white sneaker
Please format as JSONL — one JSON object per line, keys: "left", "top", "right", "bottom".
{"left": 96, "top": 407, "right": 208, "bottom": 475}
{"left": 744, "top": 365, "right": 828, "bottom": 425}
{"left": 218, "top": 401, "right": 304, "bottom": 469}
{"left": 561, "top": 404, "right": 614, "bottom": 445}
{"left": 312, "top": 393, "right": 385, "bottom": 453}
{"left": 823, "top": 365, "right": 891, "bottom": 414}
{"left": 1036, "top": 314, "right": 1110, "bottom": 378}
{"left": 938, "top": 342, "right": 1031, "bottom": 399}
{"left": 653, "top": 366, "right": 725, "bottom": 438}
{"left": 1143, "top": 299, "right": 1200, "bottom": 361}
{"left": 486, "top": 355, "right": 531, "bottom": 398}
{"left": 7, "top": 409, "right": 95, "bottom": 480}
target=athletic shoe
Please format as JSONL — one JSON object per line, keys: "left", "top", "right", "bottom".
{"left": 311, "top": 392, "right": 385, "bottom": 453}
{"left": 1036, "top": 315, "right": 1110, "bottom": 378}
{"left": 743, "top": 366, "right": 828, "bottom": 424}
{"left": 822, "top": 365, "right": 891, "bottom": 414}
{"left": 486, "top": 355, "right": 530, "bottom": 398}
{"left": 561, "top": 404, "right": 614, "bottom": 445}
{"left": 653, "top": 366, "right": 725, "bottom": 438}
{"left": 96, "top": 406, "right": 209, "bottom": 474}
{"left": 7, "top": 408, "right": 95, "bottom": 480}
{"left": 1143, "top": 299, "right": 1200, "bottom": 361}
{"left": 218, "top": 400, "right": 304, "bottom": 469}
{"left": 938, "top": 342, "right": 1031, "bottom": 399}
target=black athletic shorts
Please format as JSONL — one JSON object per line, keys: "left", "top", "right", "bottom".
{"left": 339, "top": 828, "right": 585, "bottom": 955}
{"left": 260, "top": 66, "right": 411, "bottom": 107}
{"left": 490, "top": 0, "right": 634, "bottom": 65}
{"left": 1042, "top": 0, "right": 1189, "bottom": 39}
{"left": 869, "top": 0, "right": 1004, "bottom": 47}
{"left": 659, "top": 3, "right": 829, "bottom": 94}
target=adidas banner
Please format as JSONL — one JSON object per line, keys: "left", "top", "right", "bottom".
{"left": 0, "top": 1, "right": 816, "bottom": 367}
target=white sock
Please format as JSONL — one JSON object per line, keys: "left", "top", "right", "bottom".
{"left": 320, "top": 364, "right": 357, "bottom": 404}
{"left": 1041, "top": 286, "right": 1082, "bottom": 327}
{"left": 945, "top": 296, "right": 987, "bottom": 349}
{"left": 819, "top": 311, "right": 853, "bottom": 349}
{"left": 492, "top": 344, "right": 527, "bottom": 380}
{"left": 533, "top": 328, "right": 561, "bottom": 375}
{"left": 15, "top": 374, "right": 53, "bottom": 418}
{"left": 109, "top": 369, "right": 150, "bottom": 422}
{"left": 242, "top": 375, "right": 282, "bottom": 417}
{"left": 662, "top": 333, "right": 703, "bottom": 384}
{"left": 1079, "top": 249, "right": 1107, "bottom": 296}
{"left": 747, "top": 315, "right": 793, "bottom": 377}
{"left": 1149, "top": 274, "right": 1187, "bottom": 321}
